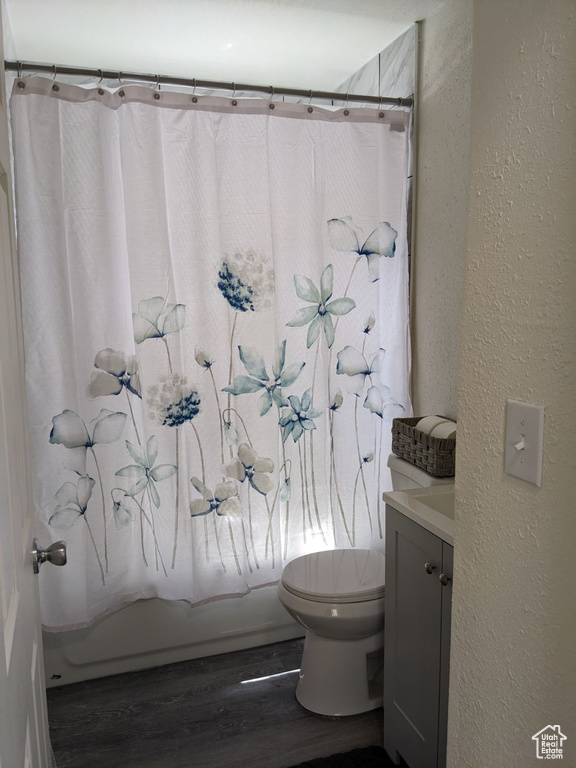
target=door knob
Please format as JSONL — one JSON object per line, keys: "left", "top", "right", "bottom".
{"left": 32, "top": 538, "right": 67, "bottom": 574}
{"left": 424, "top": 562, "right": 436, "bottom": 574}
{"left": 439, "top": 573, "right": 451, "bottom": 586}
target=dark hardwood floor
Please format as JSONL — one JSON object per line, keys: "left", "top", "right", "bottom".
{"left": 47, "top": 638, "right": 383, "bottom": 768}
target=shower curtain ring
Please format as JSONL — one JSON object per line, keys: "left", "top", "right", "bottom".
{"left": 269, "top": 85, "right": 274, "bottom": 100}
{"left": 192, "top": 78, "right": 196, "bottom": 95}
{"left": 97, "top": 69, "right": 104, "bottom": 85}
{"left": 156, "top": 74, "right": 161, "bottom": 91}
{"left": 232, "top": 82, "right": 236, "bottom": 99}
{"left": 308, "top": 89, "right": 313, "bottom": 104}
{"left": 17, "top": 61, "right": 22, "bottom": 79}
{"left": 52, "top": 64, "right": 57, "bottom": 80}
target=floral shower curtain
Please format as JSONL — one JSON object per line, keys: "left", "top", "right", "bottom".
{"left": 11, "top": 77, "right": 411, "bottom": 630}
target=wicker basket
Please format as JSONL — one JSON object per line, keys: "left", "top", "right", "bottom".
{"left": 391, "top": 417, "right": 456, "bottom": 478}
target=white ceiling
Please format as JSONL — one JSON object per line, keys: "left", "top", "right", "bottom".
{"left": 4, "top": 0, "right": 443, "bottom": 91}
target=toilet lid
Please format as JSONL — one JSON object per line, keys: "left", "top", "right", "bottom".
{"left": 281, "top": 549, "right": 386, "bottom": 603}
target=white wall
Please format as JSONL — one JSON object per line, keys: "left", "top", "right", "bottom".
{"left": 448, "top": 1, "right": 576, "bottom": 765}
{"left": 336, "top": 26, "right": 415, "bottom": 102}
{"left": 336, "top": 4, "right": 472, "bottom": 422}
{"left": 411, "top": 0, "right": 472, "bottom": 420}
{"left": 1, "top": 0, "right": 15, "bottom": 60}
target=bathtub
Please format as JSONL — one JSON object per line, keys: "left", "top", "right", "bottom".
{"left": 43, "top": 586, "right": 302, "bottom": 686}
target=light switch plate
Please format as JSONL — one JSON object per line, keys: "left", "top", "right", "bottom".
{"left": 505, "top": 400, "right": 544, "bottom": 487}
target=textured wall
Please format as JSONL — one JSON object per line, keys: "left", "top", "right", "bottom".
{"left": 448, "top": 2, "right": 576, "bottom": 766}
{"left": 411, "top": 0, "right": 472, "bottom": 420}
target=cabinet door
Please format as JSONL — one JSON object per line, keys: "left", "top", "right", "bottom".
{"left": 384, "top": 506, "right": 443, "bottom": 768}
{"left": 437, "top": 542, "right": 453, "bottom": 768}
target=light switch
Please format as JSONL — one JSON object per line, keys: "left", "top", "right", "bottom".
{"left": 504, "top": 400, "right": 544, "bottom": 487}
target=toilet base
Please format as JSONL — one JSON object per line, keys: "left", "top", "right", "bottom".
{"left": 296, "top": 628, "right": 384, "bottom": 716}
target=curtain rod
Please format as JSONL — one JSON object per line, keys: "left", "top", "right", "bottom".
{"left": 4, "top": 60, "right": 413, "bottom": 108}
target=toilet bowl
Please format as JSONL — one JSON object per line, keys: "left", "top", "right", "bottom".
{"left": 278, "top": 548, "right": 386, "bottom": 716}
{"left": 278, "top": 455, "right": 453, "bottom": 717}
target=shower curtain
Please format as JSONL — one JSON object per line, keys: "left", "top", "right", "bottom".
{"left": 11, "top": 77, "right": 411, "bottom": 630}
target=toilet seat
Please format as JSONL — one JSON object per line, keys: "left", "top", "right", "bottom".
{"left": 281, "top": 549, "right": 385, "bottom": 604}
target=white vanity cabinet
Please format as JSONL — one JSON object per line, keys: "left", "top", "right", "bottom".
{"left": 383, "top": 504, "right": 453, "bottom": 768}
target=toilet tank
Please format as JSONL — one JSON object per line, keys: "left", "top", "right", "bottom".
{"left": 387, "top": 454, "right": 454, "bottom": 490}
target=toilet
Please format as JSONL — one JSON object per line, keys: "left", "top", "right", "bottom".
{"left": 277, "top": 454, "right": 453, "bottom": 717}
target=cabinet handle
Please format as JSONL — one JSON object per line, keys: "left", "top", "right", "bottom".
{"left": 424, "top": 562, "right": 436, "bottom": 574}
{"left": 439, "top": 573, "right": 451, "bottom": 586}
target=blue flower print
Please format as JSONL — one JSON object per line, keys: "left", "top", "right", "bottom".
{"left": 336, "top": 346, "right": 385, "bottom": 394}
{"left": 327, "top": 217, "right": 397, "bottom": 283}
{"left": 194, "top": 347, "right": 214, "bottom": 370}
{"left": 222, "top": 341, "right": 305, "bottom": 416}
{"left": 49, "top": 474, "right": 95, "bottom": 530}
{"left": 223, "top": 420, "right": 240, "bottom": 446}
{"left": 218, "top": 263, "right": 255, "bottom": 312}
{"left": 49, "top": 409, "right": 127, "bottom": 451}
{"left": 190, "top": 478, "right": 241, "bottom": 518}
{"left": 363, "top": 384, "right": 405, "bottom": 421}
{"left": 218, "top": 249, "right": 275, "bottom": 313}
{"left": 147, "top": 374, "right": 201, "bottom": 428}
{"left": 279, "top": 389, "right": 322, "bottom": 443}
{"left": 115, "top": 436, "right": 177, "bottom": 508}
{"left": 279, "top": 477, "right": 292, "bottom": 502}
{"left": 111, "top": 493, "right": 138, "bottom": 529}
{"left": 287, "top": 264, "right": 355, "bottom": 348}
{"left": 223, "top": 443, "right": 275, "bottom": 495}
{"left": 329, "top": 388, "right": 344, "bottom": 412}
{"left": 363, "top": 311, "right": 376, "bottom": 335}
{"left": 133, "top": 296, "right": 185, "bottom": 345}
{"left": 87, "top": 348, "right": 141, "bottom": 399}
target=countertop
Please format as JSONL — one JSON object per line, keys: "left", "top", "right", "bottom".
{"left": 382, "top": 485, "right": 455, "bottom": 545}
